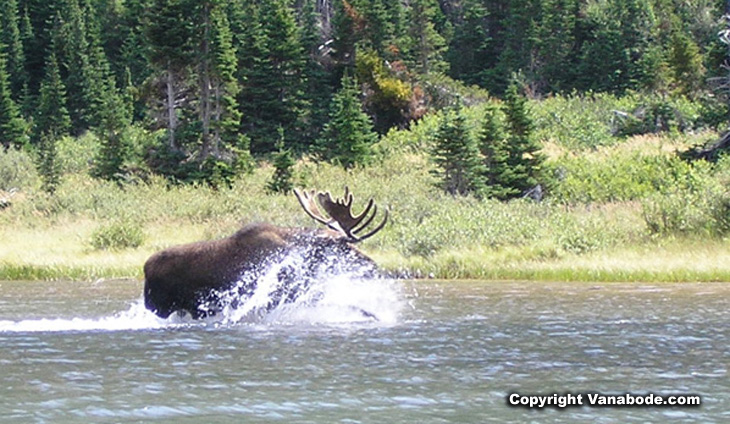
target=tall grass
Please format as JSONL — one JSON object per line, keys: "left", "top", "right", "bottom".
{"left": 1, "top": 93, "right": 728, "bottom": 281}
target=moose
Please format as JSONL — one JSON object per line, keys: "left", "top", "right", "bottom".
{"left": 143, "top": 187, "right": 388, "bottom": 319}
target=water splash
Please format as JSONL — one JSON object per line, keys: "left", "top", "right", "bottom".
{"left": 0, "top": 300, "right": 173, "bottom": 333}
{"left": 0, "top": 250, "right": 404, "bottom": 333}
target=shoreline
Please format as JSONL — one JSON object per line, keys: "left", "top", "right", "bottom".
{"left": 2, "top": 242, "right": 728, "bottom": 283}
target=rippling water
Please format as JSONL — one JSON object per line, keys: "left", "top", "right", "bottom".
{"left": 0, "top": 279, "right": 728, "bottom": 423}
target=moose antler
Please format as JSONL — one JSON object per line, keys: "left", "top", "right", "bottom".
{"left": 294, "top": 186, "right": 388, "bottom": 242}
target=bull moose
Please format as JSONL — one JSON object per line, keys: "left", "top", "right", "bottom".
{"left": 143, "top": 187, "right": 388, "bottom": 319}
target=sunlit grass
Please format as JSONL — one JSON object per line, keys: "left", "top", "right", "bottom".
{"left": 1, "top": 94, "right": 729, "bottom": 282}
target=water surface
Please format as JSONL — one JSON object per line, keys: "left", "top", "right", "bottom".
{"left": 0, "top": 279, "right": 727, "bottom": 423}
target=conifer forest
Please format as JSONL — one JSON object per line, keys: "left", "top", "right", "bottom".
{"left": 0, "top": 0, "right": 728, "bottom": 191}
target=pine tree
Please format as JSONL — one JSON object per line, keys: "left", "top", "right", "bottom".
{"left": 35, "top": 52, "right": 71, "bottom": 194}
{"left": 51, "top": 1, "right": 105, "bottom": 133}
{"left": 299, "top": 0, "right": 335, "bottom": 142}
{"left": 145, "top": 0, "right": 195, "bottom": 149}
{"left": 501, "top": 78, "right": 544, "bottom": 196}
{"left": 406, "top": 0, "right": 448, "bottom": 74}
{"left": 0, "top": 0, "right": 27, "bottom": 102}
{"left": 447, "top": 0, "right": 491, "bottom": 86}
{"left": 362, "top": 0, "right": 394, "bottom": 56}
{"left": 318, "top": 73, "right": 378, "bottom": 168}
{"left": 491, "top": 0, "right": 542, "bottom": 94}
{"left": 92, "top": 88, "right": 132, "bottom": 182}
{"left": 208, "top": 3, "right": 244, "bottom": 159}
{"left": 431, "top": 100, "right": 485, "bottom": 196}
{"left": 536, "top": 0, "right": 579, "bottom": 92}
{"left": 18, "top": 6, "right": 35, "bottom": 118}
{"left": 237, "top": 0, "right": 308, "bottom": 153}
{"left": 266, "top": 128, "right": 296, "bottom": 194}
{"left": 0, "top": 48, "right": 27, "bottom": 149}
{"left": 669, "top": 30, "right": 705, "bottom": 96}
{"left": 331, "top": 0, "right": 361, "bottom": 68}
{"left": 478, "top": 102, "right": 517, "bottom": 200}
{"left": 33, "top": 52, "right": 71, "bottom": 140}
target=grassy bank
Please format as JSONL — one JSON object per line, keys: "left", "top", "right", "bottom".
{"left": 1, "top": 94, "right": 729, "bottom": 282}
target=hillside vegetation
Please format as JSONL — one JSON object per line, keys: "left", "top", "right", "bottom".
{"left": 2, "top": 93, "right": 730, "bottom": 282}
{"left": 2, "top": 1, "right": 730, "bottom": 281}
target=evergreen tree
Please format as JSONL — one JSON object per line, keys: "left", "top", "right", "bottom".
{"left": 208, "top": 3, "right": 245, "bottom": 159}
{"left": 0, "top": 48, "right": 27, "bottom": 149}
{"left": 478, "top": 102, "right": 516, "bottom": 200}
{"left": 92, "top": 87, "right": 132, "bottom": 182}
{"left": 34, "top": 52, "right": 71, "bottom": 194}
{"left": 362, "top": 0, "right": 394, "bottom": 56}
{"left": 501, "top": 78, "right": 544, "bottom": 196}
{"left": 431, "top": 100, "right": 485, "bottom": 196}
{"left": 536, "top": 0, "right": 579, "bottom": 92}
{"left": 119, "top": 0, "right": 152, "bottom": 120}
{"left": 37, "top": 131, "right": 60, "bottom": 193}
{"left": 669, "top": 30, "right": 705, "bottom": 96}
{"left": 33, "top": 52, "right": 71, "bottom": 141}
{"left": 51, "top": 2, "right": 102, "bottom": 133}
{"left": 299, "top": 0, "right": 335, "bottom": 142}
{"left": 382, "top": 0, "right": 407, "bottom": 58}
{"left": 238, "top": 0, "right": 308, "bottom": 153}
{"left": 144, "top": 0, "right": 195, "bottom": 149}
{"left": 318, "top": 73, "right": 378, "bottom": 168}
{"left": 490, "top": 0, "right": 542, "bottom": 94}
{"left": 266, "top": 128, "right": 296, "bottom": 194}
{"left": 447, "top": 0, "right": 491, "bottom": 86}
{"left": 405, "top": 0, "right": 448, "bottom": 74}
{"left": 0, "top": 0, "right": 27, "bottom": 102}
{"left": 331, "top": 0, "right": 361, "bottom": 68}
{"left": 576, "top": 0, "right": 657, "bottom": 93}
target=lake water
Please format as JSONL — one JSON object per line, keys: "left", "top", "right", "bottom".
{"left": 0, "top": 278, "right": 728, "bottom": 423}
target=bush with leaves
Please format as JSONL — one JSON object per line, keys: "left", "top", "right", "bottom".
{"left": 90, "top": 219, "right": 145, "bottom": 250}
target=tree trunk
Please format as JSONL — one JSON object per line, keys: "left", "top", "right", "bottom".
{"left": 199, "top": 3, "right": 213, "bottom": 159}
{"left": 165, "top": 65, "right": 177, "bottom": 149}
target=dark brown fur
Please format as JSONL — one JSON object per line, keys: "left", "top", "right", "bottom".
{"left": 143, "top": 222, "right": 376, "bottom": 318}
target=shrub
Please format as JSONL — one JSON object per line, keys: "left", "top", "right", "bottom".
{"left": 0, "top": 147, "right": 40, "bottom": 191}
{"left": 90, "top": 220, "right": 145, "bottom": 250}
{"left": 641, "top": 159, "right": 730, "bottom": 236}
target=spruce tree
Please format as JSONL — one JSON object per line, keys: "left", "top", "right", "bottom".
{"left": 92, "top": 88, "right": 132, "bottom": 182}
{"left": 405, "top": 0, "right": 448, "bottom": 74}
{"left": 0, "top": 48, "right": 27, "bottom": 149}
{"left": 669, "top": 31, "right": 705, "bottom": 96}
{"left": 266, "top": 129, "right": 296, "bottom": 194}
{"left": 238, "top": 0, "right": 308, "bottom": 153}
{"left": 431, "top": 101, "right": 485, "bottom": 196}
{"left": 447, "top": 0, "right": 492, "bottom": 86}
{"left": 363, "top": 0, "right": 394, "bottom": 56}
{"left": 299, "top": 0, "right": 334, "bottom": 142}
{"left": 145, "top": 0, "right": 195, "bottom": 149}
{"left": 35, "top": 52, "right": 71, "bottom": 193}
{"left": 51, "top": 2, "right": 99, "bottom": 133}
{"left": 318, "top": 73, "right": 378, "bottom": 168}
{"left": 0, "top": 0, "right": 27, "bottom": 102}
{"left": 501, "top": 78, "right": 544, "bottom": 196}
{"left": 18, "top": 6, "right": 34, "bottom": 118}
{"left": 478, "top": 103, "right": 517, "bottom": 200}
{"left": 206, "top": 2, "right": 244, "bottom": 160}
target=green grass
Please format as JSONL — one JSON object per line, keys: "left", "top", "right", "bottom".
{"left": 1, "top": 93, "right": 729, "bottom": 282}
